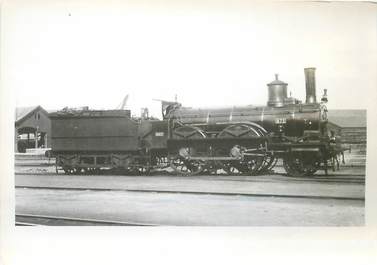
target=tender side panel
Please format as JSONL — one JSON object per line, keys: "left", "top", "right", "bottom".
{"left": 51, "top": 116, "right": 139, "bottom": 152}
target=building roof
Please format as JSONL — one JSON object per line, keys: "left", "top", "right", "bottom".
{"left": 15, "top": 105, "right": 49, "bottom": 126}
{"left": 15, "top": 106, "right": 38, "bottom": 121}
{"left": 327, "top": 109, "right": 366, "bottom": 128}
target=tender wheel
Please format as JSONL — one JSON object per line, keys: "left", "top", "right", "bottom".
{"left": 135, "top": 164, "right": 151, "bottom": 175}
{"left": 63, "top": 167, "right": 74, "bottom": 175}
{"left": 283, "top": 153, "right": 320, "bottom": 177}
{"left": 85, "top": 168, "right": 101, "bottom": 175}
{"left": 154, "top": 156, "right": 169, "bottom": 169}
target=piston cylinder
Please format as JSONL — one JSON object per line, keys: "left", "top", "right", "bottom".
{"left": 267, "top": 74, "right": 288, "bottom": 107}
{"left": 304, "top": 67, "right": 317, "bottom": 104}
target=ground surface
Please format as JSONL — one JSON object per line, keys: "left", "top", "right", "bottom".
{"left": 16, "top": 172, "right": 364, "bottom": 199}
{"left": 16, "top": 188, "right": 363, "bottom": 226}
{"left": 15, "top": 164, "right": 365, "bottom": 226}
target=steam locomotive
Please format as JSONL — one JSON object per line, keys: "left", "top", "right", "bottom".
{"left": 50, "top": 67, "right": 343, "bottom": 177}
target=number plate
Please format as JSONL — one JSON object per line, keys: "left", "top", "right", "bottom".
{"left": 155, "top": 132, "right": 165, "bottom": 137}
{"left": 275, "top": 118, "right": 287, "bottom": 124}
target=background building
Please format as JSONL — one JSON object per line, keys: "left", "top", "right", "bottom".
{"left": 327, "top": 109, "right": 367, "bottom": 166}
{"left": 15, "top": 106, "right": 51, "bottom": 153}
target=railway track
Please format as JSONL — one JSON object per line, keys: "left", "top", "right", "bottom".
{"left": 15, "top": 213, "right": 157, "bottom": 226}
{"left": 15, "top": 170, "right": 365, "bottom": 184}
{"left": 15, "top": 185, "right": 364, "bottom": 201}
{"left": 212, "top": 175, "right": 365, "bottom": 184}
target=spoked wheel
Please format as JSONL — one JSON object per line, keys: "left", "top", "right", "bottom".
{"left": 259, "top": 155, "right": 278, "bottom": 174}
{"left": 242, "top": 156, "right": 264, "bottom": 175}
{"left": 169, "top": 155, "right": 205, "bottom": 176}
{"left": 84, "top": 168, "right": 101, "bottom": 175}
{"left": 74, "top": 167, "right": 83, "bottom": 174}
{"left": 212, "top": 147, "right": 233, "bottom": 175}
{"left": 283, "top": 153, "right": 320, "bottom": 177}
{"left": 169, "top": 126, "right": 207, "bottom": 176}
{"left": 217, "top": 124, "right": 265, "bottom": 176}
{"left": 63, "top": 167, "right": 83, "bottom": 175}
{"left": 222, "top": 162, "right": 244, "bottom": 175}
{"left": 214, "top": 146, "right": 263, "bottom": 176}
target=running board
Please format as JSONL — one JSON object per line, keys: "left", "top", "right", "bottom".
{"left": 187, "top": 156, "right": 241, "bottom": 161}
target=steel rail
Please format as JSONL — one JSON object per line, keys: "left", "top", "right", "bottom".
{"left": 14, "top": 172, "right": 365, "bottom": 184}
{"left": 210, "top": 176, "right": 365, "bottom": 184}
{"left": 14, "top": 170, "right": 367, "bottom": 177}
{"left": 15, "top": 185, "right": 364, "bottom": 201}
{"left": 15, "top": 213, "right": 157, "bottom": 226}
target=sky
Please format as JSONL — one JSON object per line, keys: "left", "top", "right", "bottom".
{"left": 3, "top": 1, "right": 377, "bottom": 119}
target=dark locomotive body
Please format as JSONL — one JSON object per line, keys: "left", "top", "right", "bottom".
{"left": 163, "top": 102, "right": 329, "bottom": 176}
{"left": 50, "top": 67, "right": 343, "bottom": 176}
{"left": 165, "top": 103, "right": 325, "bottom": 137}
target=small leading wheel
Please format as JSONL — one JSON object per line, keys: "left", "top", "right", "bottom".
{"left": 283, "top": 153, "right": 320, "bottom": 177}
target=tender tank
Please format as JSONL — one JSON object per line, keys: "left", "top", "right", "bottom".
{"left": 49, "top": 109, "right": 139, "bottom": 152}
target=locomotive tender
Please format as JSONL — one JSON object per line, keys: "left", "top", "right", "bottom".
{"left": 50, "top": 67, "right": 342, "bottom": 177}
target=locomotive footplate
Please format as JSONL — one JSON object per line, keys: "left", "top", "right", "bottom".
{"left": 167, "top": 137, "right": 267, "bottom": 150}
{"left": 267, "top": 142, "right": 326, "bottom": 154}
{"left": 187, "top": 156, "right": 242, "bottom": 161}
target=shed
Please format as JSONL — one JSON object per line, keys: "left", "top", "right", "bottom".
{"left": 327, "top": 109, "right": 366, "bottom": 143}
{"left": 15, "top": 105, "right": 51, "bottom": 153}
{"left": 327, "top": 109, "right": 367, "bottom": 160}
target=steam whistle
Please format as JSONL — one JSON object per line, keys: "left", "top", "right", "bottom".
{"left": 321, "top": 89, "right": 328, "bottom": 103}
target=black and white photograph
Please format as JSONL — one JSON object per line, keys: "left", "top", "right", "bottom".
{"left": 1, "top": 0, "right": 376, "bottom": 264}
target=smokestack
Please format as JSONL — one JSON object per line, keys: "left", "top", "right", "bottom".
{"left": 304, "top": 67, "right": 317, "bottom": 104}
